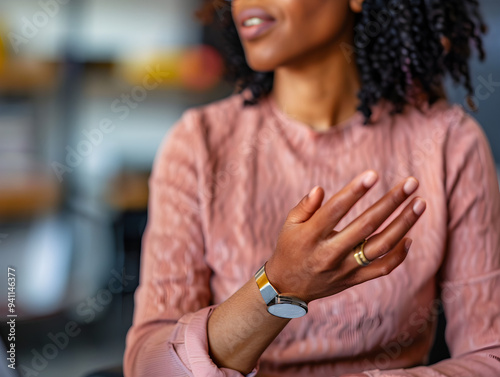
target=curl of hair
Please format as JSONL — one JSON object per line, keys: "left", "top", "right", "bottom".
{"left": 198, "top": 0, "right": 486, "bottom": 123}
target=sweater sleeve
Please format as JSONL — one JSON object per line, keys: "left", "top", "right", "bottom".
{"left": 123, "top": 110, "right": 259, "bottom": 377}
{"left": 362, "top": 111, "right": 500, "bottom": 377}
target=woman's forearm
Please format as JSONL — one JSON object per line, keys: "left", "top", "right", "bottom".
{"left": 207, "top": 174, "right": 424, "bottom": 374}
{"left": 207, "top": 277, "right": 291, "bottom": 374}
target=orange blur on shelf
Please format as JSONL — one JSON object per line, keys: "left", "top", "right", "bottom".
{"left": 117, "top": 45, "right": 224, "bottom": 91}
{"left": 0, "top": 173, "right": 61, "bottom": 220}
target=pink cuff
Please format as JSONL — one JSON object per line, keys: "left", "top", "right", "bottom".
{"left": 183, "top": 305, "right": 260, "bottom": 377}
{"left": 363, "top": 368, "right": 446, "bottom": 377}
{"left": 363, "top": 370, "right": 411, "bottom": 377}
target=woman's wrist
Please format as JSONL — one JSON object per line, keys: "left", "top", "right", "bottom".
{"left": 207, "top": 277, "right": 290, "bottom": 373}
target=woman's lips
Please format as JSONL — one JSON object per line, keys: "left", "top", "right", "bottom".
{"left": 236, "top": 8, "right": 277, "bottom": 41}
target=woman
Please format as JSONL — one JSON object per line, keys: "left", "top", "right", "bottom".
{"left": 124, "top": 0, "right": 500, "bottom": 376}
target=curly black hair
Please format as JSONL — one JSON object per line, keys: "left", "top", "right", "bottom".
{"left": 199, "top": 0, "right": 486, "bottom": 123}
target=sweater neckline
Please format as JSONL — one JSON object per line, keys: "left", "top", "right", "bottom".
{"left": 259, "top": 92, "right": 386, "bottom": 160}
{"left": 264, "top": 93, "right": 365, "bottom": 139}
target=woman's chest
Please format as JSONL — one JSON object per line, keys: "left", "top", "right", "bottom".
{"left": 203, "top": 134, "right": 448, "bottom": 305}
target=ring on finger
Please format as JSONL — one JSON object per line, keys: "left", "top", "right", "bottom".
{"left": 354, "top": 239, "right": 370, "bottom": 266}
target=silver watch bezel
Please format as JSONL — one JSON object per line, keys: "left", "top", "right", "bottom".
{"left": 255, "top": 263, "right": 308, "bottom": 319}
{"left": 267, "top": 295, "right": 308, "bottom": 318}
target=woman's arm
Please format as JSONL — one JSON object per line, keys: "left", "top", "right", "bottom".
{"left": 208, "top": 171, "right": 426, "bottom": 373}
{"left": 207, "top": 277, "right": 290, "bottom": 374}
{"left": 124, "top": 111, "right": 220, "bottom": 377}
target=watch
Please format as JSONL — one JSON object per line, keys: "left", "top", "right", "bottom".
{"left": 254, "top": 263, "right": 308, "bottom": 319}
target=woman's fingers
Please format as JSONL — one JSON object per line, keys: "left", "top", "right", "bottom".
{"left": 307, "top": 170, "right": 379, "bottom": 239}
{"left": 286, "top": 186, "right": 325, "bottom": 225}
{"left": 330, "top": 176, "right": 420, "bottom": 253}
{"left": 354, "top": 237, "right": 411, "bottom": 282}
{"left": 360, "top": 197, "right": 425, "bottom": 261}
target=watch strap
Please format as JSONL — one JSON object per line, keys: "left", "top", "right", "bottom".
{"left": 255, "top": 263, "right": 278, "bottom": 305}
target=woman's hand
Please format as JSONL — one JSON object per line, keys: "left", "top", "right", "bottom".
{"left": 265, "top": 170, "right": 426, "bottom": 304}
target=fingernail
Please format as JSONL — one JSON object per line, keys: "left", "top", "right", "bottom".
{"left": 362, "top": 171, "right": 378, "bottom": 188}
{"left": 413, "top": 199, "right": 426, "bottom": 215}
{"left": 405, "top": 239, "right": 413, "bottom": 251}
{"left": 308, "top": 186, "right": 319, "bottom": 198}
{"left": 403, "top": 178, "right": 418, "bottom": 195}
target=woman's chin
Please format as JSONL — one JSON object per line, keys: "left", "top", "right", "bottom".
{"left": 245, "top": 54, "right": 281, "bottom": 73}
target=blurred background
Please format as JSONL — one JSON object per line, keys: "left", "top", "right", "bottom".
{"left": 0, "top": 1, "right": 498, "bottom": 377}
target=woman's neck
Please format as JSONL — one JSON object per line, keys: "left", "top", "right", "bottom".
{"left": 271, "top": 40, "right": 361, "bottom": 131}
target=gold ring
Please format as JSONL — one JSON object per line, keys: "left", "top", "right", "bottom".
{"left": 354, "top": 239, "right": 370, "bottom": 266}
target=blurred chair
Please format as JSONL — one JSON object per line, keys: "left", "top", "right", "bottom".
{"left": 83, "top": 366, "right": 123, "bottom": 377}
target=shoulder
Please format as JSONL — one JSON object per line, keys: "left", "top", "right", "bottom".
{"left": 384, "top": 99, "right": 488, "bottom": 156}
{"left": 418, "top": 100, "right": 490, "bottom": 162}
{"left": 156, "top": 89, "right": 267, "bottom": 165}
{"left": 156, "top": 92, "right": 245, "bottom": 157}
{"left": 167, "top": 92, "right": 242, "bottom": 136}
{"left": 188, "top": 90, "right": 248, "bottom": 119}
{"left": 396, "top": 99, "right": 484, "bottom": 138}
{"left": 180, "top": 90, "right": 251, "bottom": 136}
{"left": 404, "top": 101, "right": 497, "bottom": 196}
{"left": 171, "top": 89, "right": 269, "bottom": 157}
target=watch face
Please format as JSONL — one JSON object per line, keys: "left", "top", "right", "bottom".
{"left": 267, "top": 296, "right": 308, "bottom": 318}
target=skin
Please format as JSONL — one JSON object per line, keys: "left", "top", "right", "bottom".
{"left": 240, "top": 0, "right": 363, "bottom": 129}
{"left": 207, "top": 0, "right": 427, "bottom": 375}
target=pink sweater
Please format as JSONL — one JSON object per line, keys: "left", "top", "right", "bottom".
{"left": 123, "top": 90, "right": 500, "bottom": 377}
